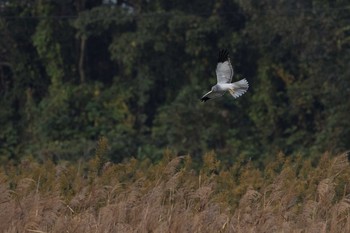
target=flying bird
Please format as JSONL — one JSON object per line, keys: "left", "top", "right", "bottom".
{"left": 201, "top": 49, "right": 249, "bottom": 102}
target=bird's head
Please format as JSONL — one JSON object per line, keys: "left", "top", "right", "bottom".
{"left": 211, "top": 85, "right": 218, "bottom": 92}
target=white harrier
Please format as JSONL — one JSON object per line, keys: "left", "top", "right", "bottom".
{"left": 201, "top": 49, "right": 249, "bottom": 102}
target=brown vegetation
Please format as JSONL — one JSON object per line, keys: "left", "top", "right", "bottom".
{"left": 1, "top": 151, "right": 350, "bottom": 233}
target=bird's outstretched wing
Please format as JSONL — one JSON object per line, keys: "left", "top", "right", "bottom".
{"left": 201, "top": 90, "right": 224, "bottom": 102}
{"left": 216, "top": 49, "right": 234, "bottom": 84}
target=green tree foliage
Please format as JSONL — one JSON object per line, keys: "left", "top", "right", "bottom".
{"left": 240, "top": 0, "right": 350, "bottom": 156}
{"left": 0, "top": 0, "right": 349, "bottom": 163}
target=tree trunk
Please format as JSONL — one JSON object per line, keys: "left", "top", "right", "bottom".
{"left": 79, "top": 36, "right": 86, "bottom": 83}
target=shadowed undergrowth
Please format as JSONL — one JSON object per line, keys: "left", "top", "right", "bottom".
{"left": 1, "top": 151, "right": 350, "bottom": 233}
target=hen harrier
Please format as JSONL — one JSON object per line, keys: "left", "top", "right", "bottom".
{"left": 201, "top": 49, "right": 249, "bottom": 102}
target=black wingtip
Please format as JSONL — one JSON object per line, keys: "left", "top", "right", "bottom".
{"left": 201, "top": 97, "right": 210, "bottom": 102}
{"left": 217, "top": 49, "right": 229, "bottom": 63}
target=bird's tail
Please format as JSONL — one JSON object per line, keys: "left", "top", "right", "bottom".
{"left": 228, "top": 78, "right": 249, "bottom": 99}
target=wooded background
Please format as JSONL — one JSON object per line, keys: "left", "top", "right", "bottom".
{"left": 1, "top": 0, "right": 349, "bottom": 164}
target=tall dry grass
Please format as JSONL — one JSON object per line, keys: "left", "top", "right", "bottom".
{"left": 0, "top": 151, "right": 350, "bottom": 233}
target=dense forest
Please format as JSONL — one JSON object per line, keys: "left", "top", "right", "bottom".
{"left": 1, "top": 0, "right": 350, "bottom": 164}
